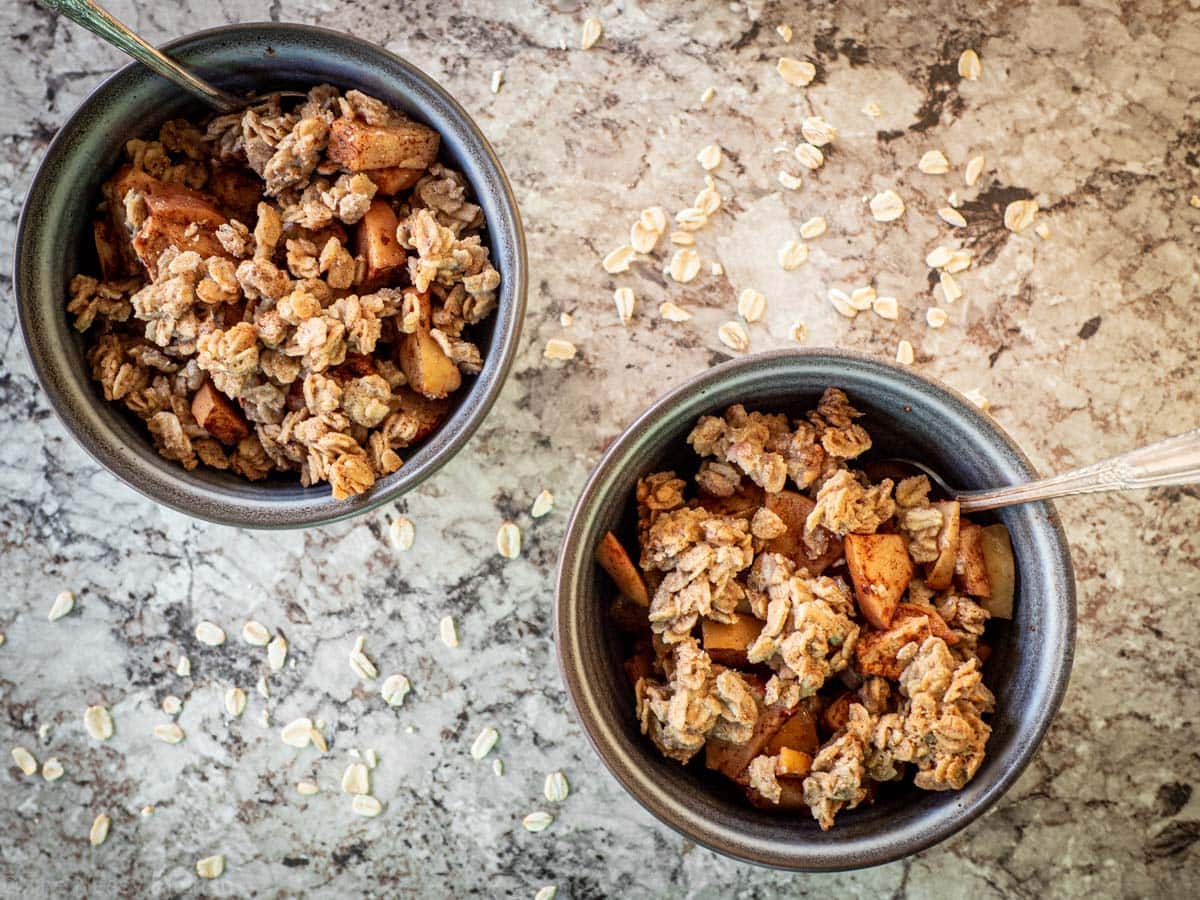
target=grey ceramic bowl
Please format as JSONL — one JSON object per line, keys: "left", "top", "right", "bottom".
{"left": 15, "top": 23, "right": 526, "bottom": 528}
{"left": 555, "top": 349, "right": 1075, "bottom": 870}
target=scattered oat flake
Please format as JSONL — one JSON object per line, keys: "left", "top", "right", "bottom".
{"left": 829, "top": 289, "right": 858, "bottom": 319}
{"left": 162, "top": 695, "right": 182, "bottom": 716}
{"left": 700, "top": 86, "right": 715, "bottom": 104}
{"left": 940, "top": 272, "right": 963, "bottom": 303}
{"left": 42, "top": 757, "right": 64, "bottom": 781}
{"left": 493, "top": 758, "right": 504, "bottom": 776}
{"left": 544, "top": 339, "right": 577, "bottom": 361}
{"left": 938, "top": 207, "right": 967, "bottom": 228}
{"left": 365, "top": 748, "right": 378, "bottom": 769}
{"left": 778, "top": 170, "right": 802, "bottom": 191}
{"left": 695, "top": 185, "right": 721, "bottom": 217}
{"left": 958, "top": 49, "right": 982, "bottom": 81}
{"left": 84, "top": 705, "right": 114, "bottom": 741}
{"left": 0, "top": 633, "right": 5, "bottom": 647}
{"left": 531, "top": 490, "right": 554, "bottom": 518}
{"left": 965, "top": 155, "right": 985, "bottom": 187}
{"left": 926, "top": 246, "right": 952, "bottom": 269}
{"left": 342, "top": 762, "right": 370, "bottom": 795}
{"left": 260, "top": 708, "right": 271, "bottom": 727}
{"left": 195, "top": 621, "right": 225, "bottom": 647}
{"left": 497, "top": 521, "right": 522, "bottom": 559}
{"left": 669, "top": 230, "right": 695, "bottom": 246}
{"left": 870, "top": 190, "right": 905, "bottom": 222}
{"left": 799, "top": 217, "right": 827, "bottom": 240}
{"left": 242, "top": 621, "right": 271, "bottom": 646}
{"left": 439, "top": 615, "right": 459, "bottom": 648}
{"left": 711, "top": 262, "right": 724, "bottom": 276}
{"left": 697, "top": 143, "right": 722, "bottom": 171}
{"left": 490, "top": 69, "right": 503, "bottom": 94}
{"left": 141, "top": 805, "right": 154, "bottom": 817}
{"left": 896, "top": 340, "right": 915, "bottom": 365}
{"left": 945, "top": 249, "right": 972, "bottom": 273}
{"left": 221, "top": 686, "right": 245, "bottom": 718}
{"left": 381, "top": 674, "right": 411, "bottom": 707}
{"left": 801, "top": 116, "right": 837, "bottom": 147}
{"left": 523, "top": 811, "right": 554, "bottom": 833}
{"left": 927, "top": 308, "right": 949, "bottom": 329}
{"left": 862, "top": 101, "right": 882, "bottom": 117}
{"left": 544, "top": 771, "right": 570, "bottom": 803}
{"left": 674, "top": 207, "right": 707, "bottom": 231}
{"left": 90, "top": 814, "right": 110, "bottom": 847}
{"left": 668, "top": 248, "right": 701, "bottom": 283}
{"left": 176, "top": 656, "right": 191, "bottom": 677}
{"left": 947, "top": 190, "right": 961, "bottom": 207}
{"left": 964, "top": 388, "right": 991, "bottom": 411}
{"left": 281, "top": 718, "right": 313, "bottom": 749}
{"left": 559, "top": 311, "right": 573, "bottom": 327}
{"left": 471, "top": 727, "right": 500, "bottom": 760}
{"left": 602, "top": 246, "right": 635, "bottom": 274}
{"left": 629, "top": 220, "right": 659, "bottom": 254}
{"left": 389, "top": 517, "right": 415, "bottom": 551}
{"left": 153, "top": 723, "right": 184, "bottom": 744}
{"left": 349, "top": 645, "right": 378, "bottom": 681}
{"left": 778, "top": 239, "right": 808, "bottom": 271}
{"left": 918, "top": 150, "right": 950, "bottom": 175}
{"left": 873, "top": 296, "right": 900, "bottom": 320}
{"left": 1004, "top": 199, "right": 1038, "bottom": 233}
{"left": 297, "top": 781, "right": 319, "bottom": 796}
{"left": 776, "top": 24, "right": 793, "bottom": 42}
{"left": 352, "top": 794, "right": 383, "bottom": 817}
{"left": 11, "top": 746, "right": 36, "bottom": 775}
{"left": 310, "top": 726, "right": 328, "bottom": 754}
{"left": 48, "top": 590, "right": 75, "bottom": 622}
{"left": 848, "top": 286, "right": 876, "bottom": 311}
{"left": 737, "top": 289, "right": 766, "bottom": 323}
{"left": 613, "top": 287, "right": 636, "bottom": 325}
{"left": 580, "top": 16, "right": 603, "bottom": 50}
{"left": 641, "top": 206, "right": 668, "bottom": 235}
{"left": 794, "top": 143, "right": 824, "bottom": 170}
{"left": 788, "top": 320, "right": 808, "bottom": 343}
{"left": 717, "top": 321, "right": 750, "bottom": 353}
{"left": 777, "top": 57, "right": 816, "bottom": 87}
{"left": 1034, "top": 222, "right": 1051, "bottom": 239}
{"left": 257, "top": 675, "right": 270, "bottom": 699}
{"left": 268, "top": 635, "right": 288, "bottom": 672}
{"left": 196, "top": 855, "right": 225, "bottom": 880}
{"left": 659, "top": 301, "right": 692, "bottom": 322}
{"left": 1190, "top": 194, "right": 1200, "bottom": 209}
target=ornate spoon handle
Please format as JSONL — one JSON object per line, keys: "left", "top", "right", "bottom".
{"left": 40, "top": 0, "right": 242, "bottom": 112}
{"left": 957, "top": 429, "right": 1200, "bottom": 513}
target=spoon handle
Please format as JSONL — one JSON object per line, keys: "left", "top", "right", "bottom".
{"left": 958, "top": 429, "right": 1200, "bottom": 513}
{"left": 40, "top": 0, "right": 242, "bottom": 113}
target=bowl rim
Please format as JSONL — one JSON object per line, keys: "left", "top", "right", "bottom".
{"left": 14, "top": 22, "right": 527, "bottom": 529}
{"left": 554, "top": 347, "right": 1076, "bottom": 870}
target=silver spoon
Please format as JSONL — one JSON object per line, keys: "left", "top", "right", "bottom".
{"left": 41, "top": 0, "right": 301, "bottom": 113}
{"left": 879, "top": 428, "right": 1200, "bottom": 513}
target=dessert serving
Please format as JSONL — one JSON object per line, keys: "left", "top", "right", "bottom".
{"left": 595, "top": 389, "right": 1016, "bottom": 830}
{"left": 66, "top": 84, "right": 501, "bottom": 499}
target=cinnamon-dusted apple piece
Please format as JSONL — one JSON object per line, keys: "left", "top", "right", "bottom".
{"left": 364, "top": 165, "right": 425, "bottom": 195}
{"left": 392, "top": 387, "right": 450, "bottom": 444}
{"left": 327, "top": 115, "right": 440, "bottom": 172}
{"left": 776, "top": 747, "right": 814, "bottom": 778}
{"left": 701, "top": 613, "right": 764, "bottom": 667}
{"left": 954, "top": 521, "right": 992, "bottom": 597}
{"left": 191, "top": 381, "right": 249, "bottom": 445}
{"left": 980, "top": 523, "right": 1016, "bottom": 618}
{"left": 924, "top": 500, "right": 961, "bottom": 590}
{"left": 595, "top": 531, "right": 650, "bottom": 607}
{"left": 397, "top": 288, "right": 462, "bottom": 400}
{"left": 355, "top": 199, "right": 406, "bottom": 291}
{"left": 843, "top": 532, "right": 914, "bottom": 629}
{"left": 762, "top": 489, "right": 842, "bottom": 575}
{"left": 133, "top": 181, "right": 231, "bottom": 278}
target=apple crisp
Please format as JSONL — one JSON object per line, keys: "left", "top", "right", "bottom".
{"left": 68, "top": 85, "right": 500, "bottom": 498}
{"left": 597, "top": 388, "right": 1016, "bottom": 830}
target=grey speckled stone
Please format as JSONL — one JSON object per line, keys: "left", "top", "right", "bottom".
{"left": 1, "top": 1, "right": 1198, "bottom": 897}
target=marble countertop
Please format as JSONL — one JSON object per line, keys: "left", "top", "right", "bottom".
{"left": 2, "top": 0, "right": 1198, "bottom": 896}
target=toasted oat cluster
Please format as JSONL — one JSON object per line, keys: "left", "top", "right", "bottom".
{"left": 597, "top": 389, "right": 1016, "bottom": 830}
{"left": 67, "top": 85, "right": 500, "bottom": 498}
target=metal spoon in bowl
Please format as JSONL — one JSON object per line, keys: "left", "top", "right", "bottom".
{"left": 41, "top": 0, "right": 303, "bottom": 113}
{"left": 875, "top": 428, "right": 1200, "bottom": 513}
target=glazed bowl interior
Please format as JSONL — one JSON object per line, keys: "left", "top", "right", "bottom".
{"left": 16, "top": 23, "right": 525, "bottom": 528}
{"left": 556, "top": 349, "right": 1075, "bottom": 871}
